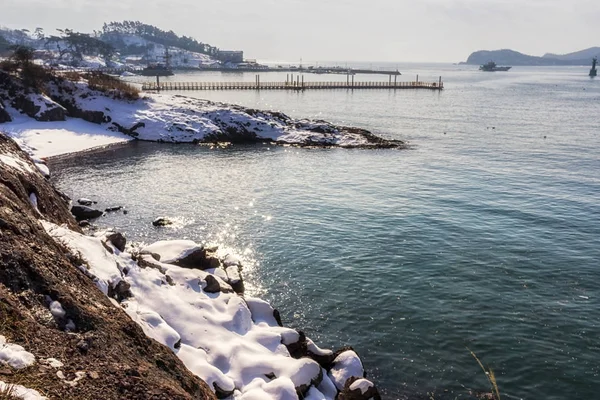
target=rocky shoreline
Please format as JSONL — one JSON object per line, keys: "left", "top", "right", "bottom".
{"left": 0, "top": 69, "right": 406, "bottom": 152}
{"left": 0, "top": 131, "right": 382, "bottom": 399}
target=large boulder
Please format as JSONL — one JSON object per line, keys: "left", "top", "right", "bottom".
{"left": 142, "top": 240, "right": 222, "bottom": 270}
{"left": 337, "top": 377, "right": 381, "bottom": 400}
{"left": 328, "top": 350, "right": 365, "bottom": 391}
{"left": 11, "top": 93, "right": 66, "bottom": 122}
{"left": 70, "top": 205, "right": 104, "bottom": 221}
{"left": 152, "top": 217, "right": 174, "bottom": 226}
{"left": 105, "top": 231, "right": 126, "bottom": 252}
{"left": 37, "top": 103, "right": 66, "bottom": 121}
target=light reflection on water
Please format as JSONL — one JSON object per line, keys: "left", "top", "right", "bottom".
{"left": 51, "top": 64, "right": 600, "bottom": 399}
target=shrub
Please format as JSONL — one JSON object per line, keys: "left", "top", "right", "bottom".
{"left": 83, "top": 72, "right": 139, "bottom": 100}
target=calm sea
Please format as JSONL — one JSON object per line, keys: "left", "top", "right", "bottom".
{"left": 51, "top": 63, "right": 600, "bottom": 399}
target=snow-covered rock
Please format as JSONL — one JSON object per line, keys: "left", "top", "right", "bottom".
{"left": 328, "top": 350, "right": 365, "bottom": 391}
{"left": 42, "top": 222, "right": 378, "bottom": 399}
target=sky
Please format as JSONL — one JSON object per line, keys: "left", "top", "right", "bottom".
{"left": 2, "top": 0, "right": 598, "bottom": 62}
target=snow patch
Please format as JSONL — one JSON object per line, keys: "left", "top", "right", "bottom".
{"left": 41, "top": 358, "right": 64, "bottom": 368}
{"left": 29, "top": 192, "right": 39, "bottom": 211}
{"left": 0, "top": 154, "right": 34, "bottom": 174}
{"left": 48, "top": 300, "right": 66, "bottom": 319}
{"left": 0, "top": 336, "right": 36, "bottom": 369}
{"left": 141, "top": 240, "right": 202, "bottom": 264}
{"left": 0, "top": 381, "right": 47, "bottom": 400}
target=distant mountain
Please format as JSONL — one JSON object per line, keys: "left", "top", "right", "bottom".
{"left": 463, "top": 47, "right": 599, "bottom": 66}
{"left": 542, "top": 47, "right": 600, "bottom": 61}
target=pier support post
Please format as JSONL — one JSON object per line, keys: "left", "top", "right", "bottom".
{"left": 156, "top": 75, "right": 160, "bottom": 92}
{"left": 394, "top": 74, "right": 397, "bottom": 88}
{"left": 351, "top": 75, "right": 354, "bottom": 89}
{"left": 439, "top": 76, "right": 442, "bottom": 89}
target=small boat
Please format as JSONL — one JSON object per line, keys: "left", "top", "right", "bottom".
{"left": 139, "top": 64, "right": 174, "bottom": 76}
{"left": 589, "top": 57, "right": 597, "bottom": 77}
{"left": 140, "top": 47, "right": 174, "bottom": 76}
{"left": 479, "top": 61, "right": 511, "bottom": 72}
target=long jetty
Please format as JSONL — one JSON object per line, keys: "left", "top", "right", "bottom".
{"left": 141, "top": 78, "right": 443, "bottom": 92}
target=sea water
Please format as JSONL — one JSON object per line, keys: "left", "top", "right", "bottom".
{"left": 51, "top": 64, "right": 600, "bottom": 399}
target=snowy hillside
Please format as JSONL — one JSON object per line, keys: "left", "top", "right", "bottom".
{"left": 0, "top": 24, "right": 221, "bottom": 69}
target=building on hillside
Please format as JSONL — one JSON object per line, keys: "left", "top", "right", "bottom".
{"left": 217, "top": 50, "right": 244, "bottom": 63}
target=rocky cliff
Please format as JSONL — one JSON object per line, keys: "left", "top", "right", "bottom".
{"left": 0, "top": 133, "right": 216, "bottom": 399}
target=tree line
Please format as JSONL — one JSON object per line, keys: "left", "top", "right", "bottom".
{"left": 101, "top": 21, "right": 220, "bottom": 57}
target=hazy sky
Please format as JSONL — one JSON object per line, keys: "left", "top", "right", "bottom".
{"left": 2, "top": 0, "right": 598, "bottom": 62}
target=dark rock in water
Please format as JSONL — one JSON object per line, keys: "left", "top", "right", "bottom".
{"left": 123, "top": 209, "right": 128, "bottom": 215}
{"left": 106, "top": 231, "right": 126, "bottom": 252}
{"left": 77, "top": 198, "right": 96, "bottom": 206}
{"left": 71, "top": 205, "right": 103, "bottom": 221}
{"left": 203, "top": 275, "right": 221, "bottom": 293}
{"left": 104, "top": 206, "right": 123, "bottom": 212}
{"left": 78, "top": 220, "right": 90, "bottom": 228}
{"left": 109, "top": 280, "right": 132, "bottom": 302}
{"left": 152, "top": 217, "right": 173, "bottom": 226}
{"left": 338, "top": 377, "right": 381, "bottom": 400}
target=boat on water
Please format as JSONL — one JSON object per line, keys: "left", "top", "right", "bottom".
{"left": 140, "top": 47, "right": 174, "bottom": 76}
{"left": 479, "top": 61, "right": 512, "bottom": 72}
{"left": 139, "top": 64, "right": 174, "bottom": 76}
{"left": 589, "top": 57, "right": 597, "bottom": 77}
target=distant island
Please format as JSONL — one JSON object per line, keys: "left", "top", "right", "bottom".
{"left": 462, "top": 47, "right": 600, "bottom": 66}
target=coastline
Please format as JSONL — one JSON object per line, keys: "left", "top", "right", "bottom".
{"left": 0, "top": 70, "right": 390, "bottom": 399}
{"left": 0, "top": 130, "right": 382, "bottom": 399}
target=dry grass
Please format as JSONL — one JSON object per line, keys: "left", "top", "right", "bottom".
{"left": 84, "top": 72, "right": 139, "bottom": 100}
{"left": 0, "top": 384, "right": 20, "bottom": 400}
{"left": 61, "top": 71, "right": 83, "bottom": 82}
{"left": 468, "top": 348, "right": 501, "bottom": 400}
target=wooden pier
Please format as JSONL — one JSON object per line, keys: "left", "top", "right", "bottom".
{"left": 141, "top": 79, "right": 443, "bottom": 92}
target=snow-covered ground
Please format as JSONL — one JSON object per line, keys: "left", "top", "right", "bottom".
{"left": 3, "top": 114, "right": 129, "bottom": 158}
{"left": 2, "top": 80, "right": 395, "bottom": 159}
{"left": 41, "top": 223, "right": 374, "bottom": 399}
